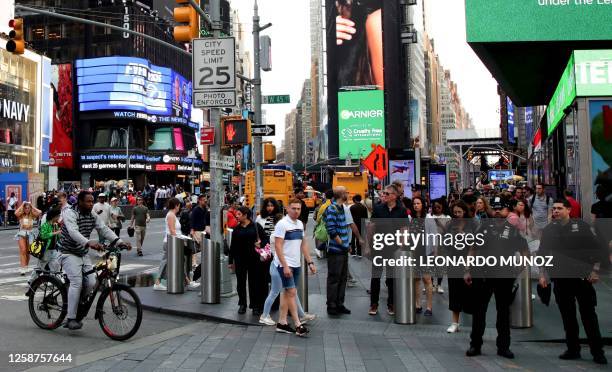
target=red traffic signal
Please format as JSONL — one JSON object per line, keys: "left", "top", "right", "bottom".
{"left": 221, "top": 116, "right": 251, "bottom": 147}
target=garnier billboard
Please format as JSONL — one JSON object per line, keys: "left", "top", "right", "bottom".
{"left": 338, "top": 90, "right": 385, "bottom": 159}
{"left": 466, "top": 0, "right": 612, "bottom": 43}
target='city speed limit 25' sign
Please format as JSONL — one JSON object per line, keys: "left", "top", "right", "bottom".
{"left": 193, "top": 37, "right": 236, "bottom": 107}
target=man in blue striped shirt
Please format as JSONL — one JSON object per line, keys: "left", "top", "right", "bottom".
{"left": 325, "top": 186, "right": 351, "bottom": 315}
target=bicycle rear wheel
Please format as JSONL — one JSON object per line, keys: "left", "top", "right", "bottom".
{"left": 96, "top": 283, "right": 142, "bottom": 341}
{"left": 28, "top": 275, "right": 67, "bottom": 330}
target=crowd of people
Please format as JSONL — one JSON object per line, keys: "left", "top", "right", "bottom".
{"left": 12, "top": 178, "right": 611, "bottom": 362}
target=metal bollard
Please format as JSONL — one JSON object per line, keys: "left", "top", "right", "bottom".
{"left": 167, "top": 235, "right": 186, "bottom": 294}
{"left": 511, "top": 267, "right": 533, "bottom": 328}
{"left": 297, "top": 255, "right": 308, "bottom": 312}
{"left": 201, "top": 238, "right": 220, "bottom": 304}
{"left": 394, "top": 250, "right": 416, "bottom": 324}
{"left": 220, "top": 229, "right": 235, "bottom": 296}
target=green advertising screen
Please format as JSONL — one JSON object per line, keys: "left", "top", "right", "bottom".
{"left": 547, "top": 50, "right": 612, "bottom": 135}
{"left": 338, "top": 90, "right": 385, "bottom": 159}
{"left": 466, "top": 0, "right": 612, "bottom": 43}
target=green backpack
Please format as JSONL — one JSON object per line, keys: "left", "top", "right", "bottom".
{"left": 314, "top": 203, "right": 330, "bottom": 242}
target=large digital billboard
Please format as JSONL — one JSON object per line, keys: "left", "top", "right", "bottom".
{"left": 326, "top": 0, "right": 403, "bottom": 159}
{"left": 466, "top": 0, "right": 612, "bottom": 43}
{"left": 49, "top": 64, "right": 74, "bottom": 169}
{"left": 589, "top": 100, "right": 612, "bottom": 202}
{"left": 338, "top": 90, "right": 385, "bottom": 159}
{"left": 75, "top": 57, "right": 192, "bottom": 119}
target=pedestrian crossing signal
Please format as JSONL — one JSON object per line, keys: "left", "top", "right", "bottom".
{"left": 221, "top": 116, "right": 251, "bottom": 147}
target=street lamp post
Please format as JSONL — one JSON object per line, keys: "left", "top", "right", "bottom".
{"left": 119, "top": 128, "right": 129, "bottom": 191}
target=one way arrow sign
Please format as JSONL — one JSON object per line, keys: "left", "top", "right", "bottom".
{"left": 251, "top": 124, "right": 276, "bottom": 136}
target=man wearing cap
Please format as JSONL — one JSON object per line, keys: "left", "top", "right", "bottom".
{"left": 108, "top": 197, "right": 124, "bottom": 237}
{"left": 93, "top": 194, "right": 111, "bottom": 242}
{"left": 538, "top": 199, "right": 607, "bottom": 365}
{"left": 130, "top": 196, "right": 150, "bottom": 256}
{"left": 464, "top": 196, "right": 528, "bottom": 359}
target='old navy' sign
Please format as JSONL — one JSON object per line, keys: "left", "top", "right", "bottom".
{"left": 1, "top": 99, "right": 30, "bottom": 123}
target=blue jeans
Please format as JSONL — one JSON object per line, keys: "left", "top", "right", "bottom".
{"left": 262, "top": 261, "right": 306, "bottom": 318}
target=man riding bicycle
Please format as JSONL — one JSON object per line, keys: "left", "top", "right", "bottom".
{"left": 58, "top": 190, "right": 131, "bottom": 330}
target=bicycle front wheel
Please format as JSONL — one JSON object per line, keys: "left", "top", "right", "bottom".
{"left": 96, "top": 283, "right": 142, "bottom": 341}
{"left": 28, "top": 275, "right": 67, "bottom": 330}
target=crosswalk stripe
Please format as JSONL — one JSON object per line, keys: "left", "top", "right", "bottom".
{"left": 0, "top": 262, "right": 19, "bottom": 267}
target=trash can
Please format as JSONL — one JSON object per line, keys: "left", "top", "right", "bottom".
{"left": 221, "top": 229, "right": 235, "bottom": 296}
{"left": 167, "top": 235, "right": 186, "bottom": 294}
{"left": 511, "top": 267, "right": 533, "bottom": 328}
{"left": 297, "top": 255, "right": 308, "bottom": 312}
{"left": 394, "top": 249, "right": 416, "bottom": 324}
{"left": 201, "top": 238, "right": 220, "bottom": 304}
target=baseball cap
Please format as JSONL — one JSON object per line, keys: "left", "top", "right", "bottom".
{"left": 491, "top": 197, "right": 510, "bottom": 210}
{"left": 111, "top": 197, "right": 118, "bottom": 202}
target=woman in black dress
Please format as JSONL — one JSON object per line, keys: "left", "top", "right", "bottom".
{"left": 446, "top": 200, "right": 476, "bottom": 333}
{"left": 228, "top": 206, "right": 267, "bottom": 315}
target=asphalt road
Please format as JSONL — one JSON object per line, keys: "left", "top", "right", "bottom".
{"left": 0, "top": 218, "right": 188, "bottom": 372}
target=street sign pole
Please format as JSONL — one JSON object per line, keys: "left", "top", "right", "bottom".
{"left": 253, "top": 0, "right": 271, "bottom": 215}
{"left": 208, "top": 0, "right": 224, "bottom": 293}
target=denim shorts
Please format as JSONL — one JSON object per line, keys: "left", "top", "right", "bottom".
{"left": 276, "top": 265, "right": 301, "bottom": 289}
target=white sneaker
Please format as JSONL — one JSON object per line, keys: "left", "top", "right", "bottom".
{"left": 300, "top": 313, "right": 316, "bottom": 324}
{"left": 187, "top": 281, "right": 201, "bottom": 290}
{"left": 447, "top": 323, "right": 460, "bottom": 333}
{"left": 259, "top": 315, "right": 276, "bottom": 326}
{"left": 437, "top": 286, "right": 444, "bottom": 294}
{"left": 153, "top": 283, "right": 167, "bottom": 291}
{"left": 315, "top": 250, "right": 322, "bottom": 259}
{"left": 19, "top": 267, "right": 28, "bottom": 276}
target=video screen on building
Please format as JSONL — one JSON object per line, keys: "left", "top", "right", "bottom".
{"left": 338, "top": 90, "right": 385, "bottom": 159}
{"left": 429, "top": 166, "right": 447, "bottom": 201}
{"left": 488, "top": 169, "right": 515, "bottom": 181}
{"left": 49, "top": 64, "right": 74, "bottom": 169}
{"left": 75, "top": 57, "right": 192, "bottom": 119}
{"left": 327, "top": 0, "right": 400, "bottom": 160}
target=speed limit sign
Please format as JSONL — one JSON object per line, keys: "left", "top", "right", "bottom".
{"left": 193, "top": 38, "right": 236, "bottom": 100}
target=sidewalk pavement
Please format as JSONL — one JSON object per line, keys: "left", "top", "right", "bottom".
{"left": 132, "top": 250, "right": 612, "bottom": 343}
{"left": 65, "top": 320, "right": 609, "bottom": 372}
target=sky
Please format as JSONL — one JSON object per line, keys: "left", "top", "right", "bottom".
{"left": 229, "top": 0, "right": 500, "bottom": 148}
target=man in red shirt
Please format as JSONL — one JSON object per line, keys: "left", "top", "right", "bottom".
{"left": 127, "top": 192, "right": 136, "bottom": 206}
{"left": 564, "top": 190, "right": 581, "bottom": 218}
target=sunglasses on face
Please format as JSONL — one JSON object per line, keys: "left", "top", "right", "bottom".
{"left": 382, "top": 192, "right": 396, "bottom": 196}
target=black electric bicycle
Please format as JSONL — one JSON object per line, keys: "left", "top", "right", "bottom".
{"left": 27, "top": 242, "right": 143, "bottom": 341}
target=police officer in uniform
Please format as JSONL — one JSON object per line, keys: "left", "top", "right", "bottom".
{"left": 539, "top": 199, "right": 607, "bottom": 365}
{"left": 464, "top": 197, "right": 528, "bottom": 359}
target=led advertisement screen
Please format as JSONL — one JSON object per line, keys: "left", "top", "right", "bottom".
{"left": 589, "top": 100, "right": 612, "bottom": 202}
{"left": 429, "top": 166, "right": 447, "bottom": 201}
{"left": 466, "top": 0, "right": 612, "bottom": 43}
{"left": 75, "top": 56, "right": 192, "bottom": 119}
{"left": 49, "top": 64, "right": 74, "bottom": 169}
{"left": 338, "top": 90, "right": 385, "bottom": 159}
{"left": 389, "top": 159, "right": 415, "bottom": 198}
{"left": 488, "top": 169, "right": 515, "bottom": 181}
{"left": 325, "top": 0, "right": 403, "bottom": 159}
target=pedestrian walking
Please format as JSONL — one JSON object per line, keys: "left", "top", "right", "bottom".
{"left": 130, "top": 196, "right": 150, "bottom": 257}
{"left": 273, "top": 199, "right": 316, "bottom": 336}
{"left": 15, "top": 202, "right": 42, "bottom": 275}
{"left": 411, "top": 196, "right": 433, "bottom": 316}
{"left": 108, "top": 197, "right": 124, "bottom": 237}
{"left": 324, "top": 187, "right": 351, "bottom": 316}
{"left": 154, "top": 198, "right": 199, "bottom": 291}
{"left": 349, "top": 194, "right": 368, "bottom": 257}
{"left": 426, "top": 198, "right": 450, "bottom": 294}
{"left": 368, "top": 184, "right": 407, "bottom": 316}
{"left": 26, "top": 206, "right": 62, "bottom": 295}
{"left": 228, "top": 206, "right": 267, "bottom": 315}
{"left": 539, "top": 199, "right": 607, "bottom": 365}
{"left": 445, "top": 201, "right": 475, "bottom": 333}
{"left": 529, "top": 183, "right": 553, "bottom": 239}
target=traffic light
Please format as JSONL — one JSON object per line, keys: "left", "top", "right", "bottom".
{"left": 173, "top": 0, "right": 199, "bottom": 42}
{"left": 221, "top": 116, "right": 251, "bottom": 147}
{"left": 6, "top": 18, "right": 25, "bottom": 54}
{"left": 263, "top": 142, "right": 276, "bottom": 162}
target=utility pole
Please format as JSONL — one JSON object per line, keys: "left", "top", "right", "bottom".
{"left": 207, "top": 0, "right": 224, "bottom": 263}
{"left": 252, "top": 0, "right": 271, "bottom": 215}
